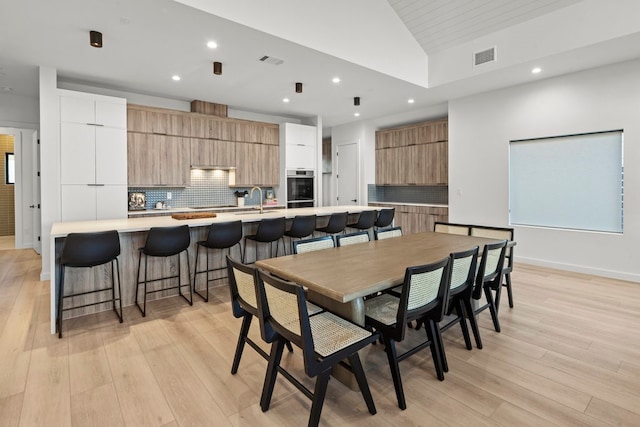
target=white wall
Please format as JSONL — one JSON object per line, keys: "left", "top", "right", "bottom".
{"left": 0, "top": 92, "right": 38, "bottom": 129}
{"left": 449, "top": 58, "right": 640, "bottom": 281}
{"left": 330, "top": 121, "right": 375, "bottom": 206}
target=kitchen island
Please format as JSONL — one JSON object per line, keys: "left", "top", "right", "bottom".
{"left": 49, "top": 205, "right": 380, "bottom": 333}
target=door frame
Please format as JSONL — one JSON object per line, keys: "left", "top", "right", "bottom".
{"left": 0, "top": 127, "right": 38, "bottom": 250}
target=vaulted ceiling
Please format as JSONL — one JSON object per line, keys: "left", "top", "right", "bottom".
{"left": 1, "top": 0, "right": 639, "bottom": 130}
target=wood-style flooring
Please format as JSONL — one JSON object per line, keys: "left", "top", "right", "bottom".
{"left": 1, "top": 247, "right": 639, "bottom": 426}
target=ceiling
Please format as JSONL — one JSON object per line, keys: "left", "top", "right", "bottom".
{"left": 1, "top": 0, "right": 640, "bottom": 131}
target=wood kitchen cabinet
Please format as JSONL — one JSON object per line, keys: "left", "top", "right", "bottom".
{"left": 127, "top": 133, "right": 189, "bottom": 186}
{"left": 234, "top": 142, "right": 279, "bottom": 187}
{"left": 375, "top": 119, "right": 448, "bottom": 185}
{"left": 190, "top": 138, "right": 235, "bottom": 167}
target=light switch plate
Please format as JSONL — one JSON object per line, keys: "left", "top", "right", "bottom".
{"left": 167, "top": 192, "right": 172, "bottom": 200}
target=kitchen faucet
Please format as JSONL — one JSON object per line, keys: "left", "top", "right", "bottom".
{"left": 250, "top": 186, "right": 263, "bottom": 214}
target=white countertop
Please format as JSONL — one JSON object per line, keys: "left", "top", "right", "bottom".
{"left": 51, "top": 205, "right": 379, "bottom": 238}
{"left": 126, "top": 204, "right": 285, "bottom": 216}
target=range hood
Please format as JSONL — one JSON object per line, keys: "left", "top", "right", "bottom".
{"left": 190, "top": 165, "right": 236, "bottom": 170}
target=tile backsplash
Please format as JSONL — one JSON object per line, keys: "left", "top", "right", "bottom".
{"left": 368, "top": 184, "right": 448, "bottom": 205}
{"left": 129, "top": 169, "right": 275, "bottom": 210}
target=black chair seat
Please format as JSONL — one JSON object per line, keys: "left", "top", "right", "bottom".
{"left": 315, "top": 212, "right": 348, "bottom": 235}
{"left": 284, "top": 215, "right": 317, "bottom": 254}
{"left": 243, "top": 217, "right": 286, "bottom": 264}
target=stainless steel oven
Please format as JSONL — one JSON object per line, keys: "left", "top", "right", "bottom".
{"left": 287, "top": 170, "right": 315, "bottom": 208}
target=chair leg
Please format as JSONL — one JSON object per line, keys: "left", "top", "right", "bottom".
{"left": 112, "top": 259, "right": 123, "bottom": 323}
{"left": 185, "top": 250, "right": 193, "bottom": 305}
{"left": 285, "top": 341, "right": 294, "bottom": 353}
{"left": 456, "top": 299, "right": 472, "bottom": 350}
{"left": 231, "top": 314, "right": 253, "bottom": 374}
{"left": 383, "top": 336, "right": 406, "bottom": 410}
{"left": 309, "top": 371, "right": 331, "bottom": 427}
{"left": 193, "top": 244, "right": 209, "bottom": 302}
{"left": 464, "top": 298, "right": 483, "bottom": 349}
{"left": 57, "top": 265, "right": 66, "bottom": 338}
{"left": 260, "top": 339, "right": 286, "bottom": 412}
{"left": 348, "top": 353, "right": 376, "bottom": 415}
{"left": 135, "top": 250, "right": 143, "bottom": 315}
{"left": 505, "top": 273, "right": 514, "bottom": 308}
{"left": 426, "top": 320, "right": 445, "bottom": 380}
{"left": 484, "top": 286, "right": 501, "bottom": 332}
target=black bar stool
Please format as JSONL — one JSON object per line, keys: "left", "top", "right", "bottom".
{"left": 315, "top": 212, "right": 348, "bottom": 236}
{"left": 374, "top": 208, "right": 395, "bottom": 230}
{"left": 193, "top": 220, "right": 243, "bottom": 302}
{"left": 135, "top": 225, "right": 192, "bottom": 316}
{"left": 346, "top": 210, "right": 377, "bottom": 236}
{"left": 242, "top": 217, "right": 286, "bottom": 264}
{"left": 284, "top": 215, "right": 316, "bottom": 254}
{"left": 57, "top": 230, "right": 123, "bottom": 338}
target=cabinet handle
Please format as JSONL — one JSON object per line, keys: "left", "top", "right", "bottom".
{"left": 87, "top": 184, "right": 105, "bottom": 186}
{"left": 297, "top": 144, "right": 305, "bottom": 146}
{"left": 86, "top": 123, "right": 104, "bottom": 127}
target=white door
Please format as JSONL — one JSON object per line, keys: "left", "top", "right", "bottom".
{"left": 336, "top": 142, "right": 359, "bottom": 205}
{"left": 32, "top": 132, "right": 41, "bottom": 254}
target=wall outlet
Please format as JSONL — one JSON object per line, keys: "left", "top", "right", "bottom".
{"left": 167, "top": 192, "right": 172, "bottom": 200}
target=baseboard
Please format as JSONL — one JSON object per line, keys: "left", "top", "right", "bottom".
{"left": 40, "top": 271, "right": 50, "bottom": 281}
{"left": 518, "top": 256, "right": 640, "bottom": 283}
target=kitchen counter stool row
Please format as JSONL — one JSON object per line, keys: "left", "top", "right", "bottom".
{"left": 56, "top": 209, "right": 396, "bottom": 337}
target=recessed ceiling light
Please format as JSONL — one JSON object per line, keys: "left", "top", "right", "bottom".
{"left": 2, "top": 87, "right": 13, "bottom": 92}
{"left": 207, "top": 41, "right": 218, "bottom": 49}
{"left": 172, "top": 75, "right": 181, "bottom": 81}
{"left": 532, "top": 67, "right": 542, "bottom": 74}
{"left": 332, "top": 77, "right": 340, "bottom": 83}
{"left": 283, "top": 98, "right": 290, "bottom": 103}
{"left": 408, "top": 99, "right": 415, "bottom": 104}
{"left": 354, "top": 112, "right": 360, "bottom": 117}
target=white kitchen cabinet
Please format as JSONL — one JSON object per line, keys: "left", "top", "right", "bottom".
{"left": 59, "top": 91, "right": 127, "bottom": 220}
{"left": 282, "top": 123, "right": 316, "bottom": 170}
{"left": 61, "top": 185, "right": 127, "bottom": 222}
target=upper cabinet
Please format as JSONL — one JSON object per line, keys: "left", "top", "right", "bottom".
{"left": 127, "top": 104, "right": 279, "bottom": 186}
{"left": 281, "top": 123, "right": 317, "bottom": 171}
{"left": 375, "top": 119, "right": 448, "bottom": 185}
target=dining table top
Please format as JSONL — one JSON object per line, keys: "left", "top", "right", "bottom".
{"left": 256, "top": 231, "right": 504, "bottom": 303}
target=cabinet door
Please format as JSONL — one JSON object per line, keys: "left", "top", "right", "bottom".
{"left": 96, "top": 185, "right": 127, "bottom": 219}
{"left": 96, "top": 127, "right": 127, "bottom": 185}
{"left": 234, "top": 142, "right": 259, "bottom": 186}
{"left": 60, "top": 96, "right": 94, "bottom": 124}
{"left": 158, "top": 136, "right": 189, "bottom": 186}
{"left": 60, "top": 123, "right": 96, "bottom": 185}
{"left": 127, "top": 133, "right": 160, "bottom": 186}
{"left": 260, "top": 144, "right": 279, "bottom": 186}
{"left": 95, "top": 101, "right": 126, "bottom": 128}
{"left": 286, "top": 143, "right": 315, "bottom": 170}
{"left": 190, "top": 139, "right": 235, "bottom": 167}
{"left": 410, "top": 142, "right": 447, "bottom": 185}
{"left": 61, "top": 185, "right": 97, "bottom": 222}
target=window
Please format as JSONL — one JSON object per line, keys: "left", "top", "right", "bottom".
{"left": 509, "top": 130, "right": 623, "bottom": 233}
{"left": 5, "top": 152, "right": 15, "bottom": 185}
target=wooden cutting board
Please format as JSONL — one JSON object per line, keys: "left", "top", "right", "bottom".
{"left": 171, "top": 212, "right": 217, "bottom": 220}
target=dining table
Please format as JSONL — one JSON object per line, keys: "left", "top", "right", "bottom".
{"left": 256, "top": 231, "right": 505, "bottom": 326}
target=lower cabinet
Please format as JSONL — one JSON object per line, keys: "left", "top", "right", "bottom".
{"left": 369, "top": 203, "right": 448, "bottom": 235}
{"left": 61, "top": 185, "right": 127, "bottom": 221}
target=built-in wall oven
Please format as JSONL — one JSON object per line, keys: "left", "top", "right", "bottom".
{"left": 287, "top": 170, "right": 315, "bottom": 208}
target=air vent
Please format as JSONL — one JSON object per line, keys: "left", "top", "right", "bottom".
{"left": 259, "top": 55, "right": 284, "bottom": 66}
{"left": 473, "top": 47, "right": 496, "bottom": 66}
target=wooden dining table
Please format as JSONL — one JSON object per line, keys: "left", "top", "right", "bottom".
{"left": 256, "top": 231, "right": 504, "bottom": 326}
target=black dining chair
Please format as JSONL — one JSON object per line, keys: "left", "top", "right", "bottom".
{"left": 470, "top": 226, "right": 515, "bottom": 309}
{"left": 255, "top": 270, "right": 378, "bottom": 427}
{"left": 472, "top": 240, "right": 508, "bottom": 337}
{"left": 374, "top": 208, "right": 395, "bottom": 230}
{"left": 364, "top": 257, "right": 451, "bottom": 410}
{"left": 346, "top": 210, "right": 377, "bottom": 235}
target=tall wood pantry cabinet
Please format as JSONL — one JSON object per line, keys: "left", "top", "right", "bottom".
{"left": 59, "top": 90, "right": 127, "bottom": 221}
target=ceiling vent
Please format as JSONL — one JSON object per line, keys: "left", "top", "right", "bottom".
{"left": 473, "top": 47, "right": 496, "bottom": 67}
{"left": 259, "top": 55, "right": 284, "bottom": 66}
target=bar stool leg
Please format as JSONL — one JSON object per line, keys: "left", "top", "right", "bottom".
{"left": 57, "top": 265, "right": 65, "bottom": 338}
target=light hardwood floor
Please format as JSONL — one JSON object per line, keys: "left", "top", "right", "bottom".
{"left": 1, "top": 248, "right": 639, "bottom": 426}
